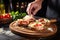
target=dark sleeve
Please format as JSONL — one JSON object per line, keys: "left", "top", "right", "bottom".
{"left": 57, "top": 18, "right": 60, "bottom": 22}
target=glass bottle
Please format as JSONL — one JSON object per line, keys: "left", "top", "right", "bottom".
{"left": 20, "top": 2, "right": 25, "bottom": 13}
{"left": 0, "top": 0, "right": 5, "bottom": 15}
{"left": 9, "top": 0, "right": 13, "bottom": 12}
{"left": 16, "top": 2, "right": 20, "bottom": 12}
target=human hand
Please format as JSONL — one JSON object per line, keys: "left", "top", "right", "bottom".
{"left": 26, "top": 1, "right": 43, "bottom": 15}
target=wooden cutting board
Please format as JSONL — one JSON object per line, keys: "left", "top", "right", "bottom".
{"left": 9, "top": 21, "right": 57, "bottom": 38}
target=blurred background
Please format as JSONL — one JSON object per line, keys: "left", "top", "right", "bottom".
{"left": 3, "top": 0, "right": 34, "bottom": 13}
{"left": 3, "top": 0, "right": 47, "bottom": 15}
{"left": 0, "top": 0, "right": 47, "bottom": 24}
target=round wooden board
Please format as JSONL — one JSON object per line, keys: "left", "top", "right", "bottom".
{"left": 9, "top": 21, "right": 57, "bottom": 38}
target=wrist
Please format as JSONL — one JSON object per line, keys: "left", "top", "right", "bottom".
{"left": 35, "top": 0, "right": 43, "bottom": 4}
{"left": 57, "top": 18, "right": 60, "bottom": 22}
{"left": 35, "top": 0, "right": 43, "bottom": 2}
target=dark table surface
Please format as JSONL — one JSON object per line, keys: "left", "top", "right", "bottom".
{"left": 0, "top": 23, "right": 60, "bottom": 40}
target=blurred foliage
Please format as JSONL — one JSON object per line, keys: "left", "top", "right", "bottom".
{"left": 10, "top": 11, "right": 26, "bottom": 21}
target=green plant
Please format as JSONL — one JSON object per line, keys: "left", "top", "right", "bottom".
{"left": 10, "top": 11, "right": 26, "bottom": 21}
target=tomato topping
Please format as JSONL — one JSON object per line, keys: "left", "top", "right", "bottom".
{"left": 22, "top": 21, "right": 28, "bottom": 24}
{"left": 19, "top": 20, "right": 28, "bottom": 25}
{"left": 38, "top": 24, "right": 42, "bottom": 26}
{"left": 34, "top": 24, "right": 42, "bottom": 27}
{"left": 19, "top": 21, "right": 22, "bottom": 24}
{"left": 39, "top": 19, "right": 44, "bottom": 22}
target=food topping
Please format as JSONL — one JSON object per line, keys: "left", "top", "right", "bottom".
{"left": 38, "top": 18, "right": 50, "bottom": 25}
{"left": 23, "top": 15, "right": 35, "bottom": 22}
{"left": 16, "top": 19, "right": 29, "bottom": 26}
{"left": 48, "top": 28, "right": 53, "bottom": 32}
{"left": 15, "top": 15, "right": 51, "bottom": 31}
{"left": 28, "top": 21, "right": 44, "bottom": 30}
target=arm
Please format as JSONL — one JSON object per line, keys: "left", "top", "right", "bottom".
{"left": 57, "top": 18, "right": 60, "bottom": 22}
{"left": 35, "top": 0, "right": 44, "bottom": 4}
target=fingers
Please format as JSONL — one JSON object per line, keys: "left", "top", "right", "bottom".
{"left": 26, "top": 2, "right": 42, "bottom": 16}
{"left": 33, "top": 6, "right": 41, "bottom": 15}
{"left": 33, "top": 8, "right": 39, "bottom": 15}
{"left": 26, "top": 3, "right": 33, "bottom": 15}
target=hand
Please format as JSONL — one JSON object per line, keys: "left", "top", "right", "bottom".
{"left": 26, "top": 1, "right": 43, "bottom": 15}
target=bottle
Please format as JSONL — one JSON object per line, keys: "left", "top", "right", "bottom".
{"left": 0, "top": 0, "right": 5, "bottom": 15}
{"left": 16, "top": 2, "right": 20, "bottom": 12}
{"left": 20, "top": 2, "right": 25, "bottom": 13}
{"left": 9, "top": 0, "right": 13, "bottom": 12}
